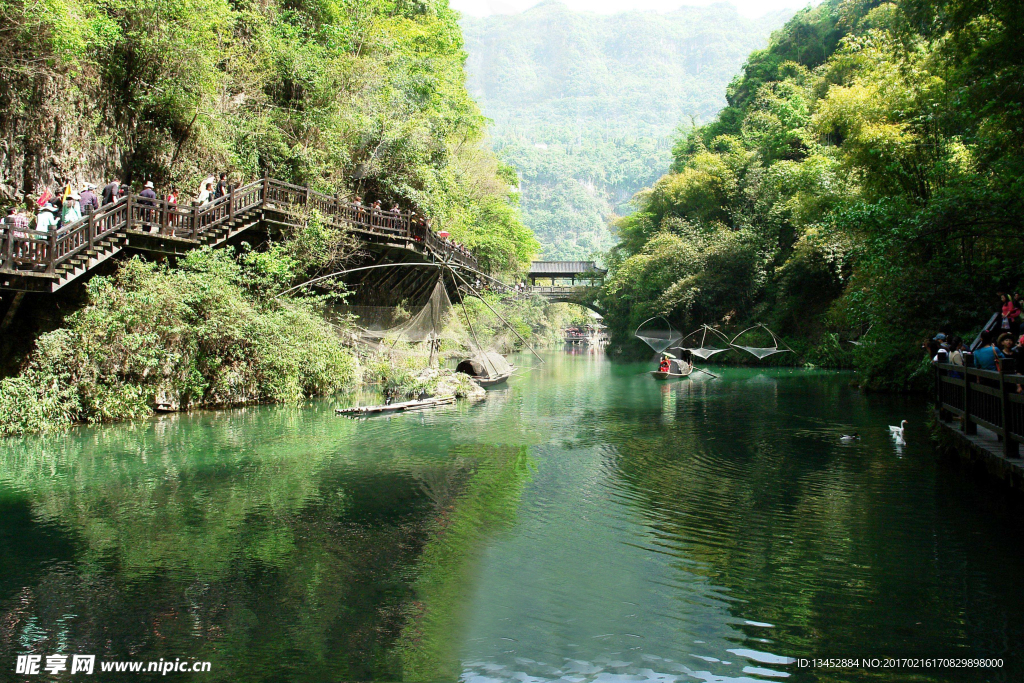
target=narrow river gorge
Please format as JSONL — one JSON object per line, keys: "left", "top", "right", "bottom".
{"left": 2, "top": 351, "right": 1022, "bottom": 682}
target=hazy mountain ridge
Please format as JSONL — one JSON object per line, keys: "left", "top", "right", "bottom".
{"left": 462, "top": 1, "right": 792, "bottom": 259}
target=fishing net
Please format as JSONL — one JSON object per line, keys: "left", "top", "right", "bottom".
{"left": 676, "top": 325, "right": 731, "bottom": 360}
{"left": 350, "top": 278, "right": 455, "bottom": 344}
{"left": 635, "top": 316, "right": 681, "bottom": 354}
{"left": 334, "top": 274, "right": 515, "bottom": 381}
{"left": 730, "top": 324, "right": 792, "bottom": 360}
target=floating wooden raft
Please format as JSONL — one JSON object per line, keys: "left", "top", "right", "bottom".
{"left": 336, "top": 395, "right": 457, "bottom": 416}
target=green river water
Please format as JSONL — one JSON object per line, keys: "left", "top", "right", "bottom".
{"left": 1, "top": 350, "right": 1022, "bottom": 682}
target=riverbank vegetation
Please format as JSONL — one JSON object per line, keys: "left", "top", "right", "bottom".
{"left": 0, "top": 251, "right": 359, "bottom": 436}
{"left": 0, "top": 244, "right": 568, "bottom": 436}
{"left": 600, "top": 0, "right": 1024, "bottom": 389}
{"left": 0, "top": 0, "right": 553, "bottom": 435}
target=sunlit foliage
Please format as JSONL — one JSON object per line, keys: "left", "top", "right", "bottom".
{"left": 0, "top": 251, "right": 358, "bottom": 435}
{"left": 0, "top": 0, "right": 536, "bottom": 272}
{"left": 602, "top": 0, "right": 1024, "bottom": 388}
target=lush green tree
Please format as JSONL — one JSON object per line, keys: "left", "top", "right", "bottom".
{"left": 0, "top": 0, "right": 535, "bottom": 273}
{"left": 0, "top": 251, "right": 358, "bottom": 435}
{"left": 603, "top": 0, "right": 1024, "bottom": 386}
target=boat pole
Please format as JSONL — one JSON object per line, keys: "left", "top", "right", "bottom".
{"left": 449, "top": 267, "right": 545, "bottom": 364}
{"left": 451, "top": 268, "right": 495, "bottom": 375}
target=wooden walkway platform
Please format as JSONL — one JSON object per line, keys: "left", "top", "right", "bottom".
{"left": 933, "top": 361, "right": 1024, "bottom": 491}
{"left": 935, "top": 418, "right": 1024, "bottom": 491}
{"left": 0, "top": 178, "right": 479, "bottom": 293}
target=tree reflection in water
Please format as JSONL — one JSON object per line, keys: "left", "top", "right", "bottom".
{"left": 0, "top": 405, "right": 533, "bottom": 682}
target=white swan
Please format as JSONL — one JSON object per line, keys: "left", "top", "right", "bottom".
{"left": 889, "top": 420, "right": 907, "bottom": 440}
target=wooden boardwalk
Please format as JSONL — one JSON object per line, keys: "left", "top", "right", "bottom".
{"left": 934, "top": 362, "right": 1024, "bottom": 491}
{"left": 936, "top": 419, "right": 1024, "bottom": 490}
{"left": 0, "top": 178, "right": 479, "bottom": 293}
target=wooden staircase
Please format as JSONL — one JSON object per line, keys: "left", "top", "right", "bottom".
{"left": 53, "top": 232, "right": 127, "bottom": 288}
{"left": 1, "top": 177, "right": 481, "bottom": 294}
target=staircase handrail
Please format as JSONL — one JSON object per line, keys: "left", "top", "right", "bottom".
{"left": 3, "top": 177, "right": 478, "bottom": 278}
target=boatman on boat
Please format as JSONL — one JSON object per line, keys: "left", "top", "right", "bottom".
{"left": 658, "top": 356, "right": 671, "bottom": 373}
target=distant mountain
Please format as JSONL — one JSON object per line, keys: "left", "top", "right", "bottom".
{"left": 461, "top": 1, "right": 792, "bottom": 260}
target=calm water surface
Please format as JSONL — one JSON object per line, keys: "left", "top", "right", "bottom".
{"left": 1, "top": 350, "right": 1022, "bottom": 682}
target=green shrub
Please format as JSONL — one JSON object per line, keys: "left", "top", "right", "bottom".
{"left": 0, "top": 252, "right": 359, "bottom": 436}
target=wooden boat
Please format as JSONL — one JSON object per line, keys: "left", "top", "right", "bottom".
{"left": 336, "top": 395, "right": 456, "bottom": 416}
{"left": 456, "top": 352, "right": 514, "bottom": 388}
{"left": 474, "top": 372, "right": 511, "bottom": 387}
{"left": 650, "top": 358, "right": 693, "bottom": 380}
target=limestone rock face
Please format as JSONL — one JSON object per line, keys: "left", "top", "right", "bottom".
{"left": 1, "top": 70, "right": 122, "bottom": 204}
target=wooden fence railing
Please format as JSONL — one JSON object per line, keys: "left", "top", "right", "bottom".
{"left": 934, "top": 361, "right": 1024, "bottom": 458}
{"left": 0, "top": 177, "right": 478, "bottom": 279}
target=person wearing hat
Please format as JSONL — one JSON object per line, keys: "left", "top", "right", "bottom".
{"left": 139, "top": 180, "right": 158, "bottom": 229}
{"left": 931, "top": 333, "right": 950, "bottom": 363}
{"left": 996, "top": 333, "right": 1016, "bottom": 358}
{"left": 994, "top": 332, "right": 1023, "bottom": 378}
{"left": 61, "top": 192, "right": 82, "bottom": 225}
{"left": 80, "top": 184, "right": 99, "bottom": 215}
{"left": 35, "top": 202, "right": 60, "bottom": 234}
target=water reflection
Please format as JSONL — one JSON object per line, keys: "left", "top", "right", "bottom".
{"left": 459, "top": 362, "right": 1024, "bottom": 683}
{"left": 0, "top": 401, "right": 534, "bottom": 681}
{"left": 1, "top": 357, "right": 1023, "bottom": 683}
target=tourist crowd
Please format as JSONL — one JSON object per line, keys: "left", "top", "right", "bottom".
{"left": 929, "top": 292, "right": 1024, "bottom": 372}
{"left": 350, "top": 194, "right": 472, "bottom": 258}
{"left": 2, "top": 173, "right": 473, "bottom": 265}
{"left": 1, "top": 173, "right": 236, "bottom": 239}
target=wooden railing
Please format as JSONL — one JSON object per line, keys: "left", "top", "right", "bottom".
{"left": 527, "top": 285, "right": 595, "bottom": 297}
{"left": 1, "top": 177, "right": 478, "bottom": 279}
{"left": 261, "top": 178, "right": 478, "bottom": 271}
{"left": 934, "top": 361, "right": 1024, "bottom": 458}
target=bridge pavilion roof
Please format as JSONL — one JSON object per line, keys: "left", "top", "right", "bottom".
{"left": 528, "top": 261, "right": 607, "bottom": 278}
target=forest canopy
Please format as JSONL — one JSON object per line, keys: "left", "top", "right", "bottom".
{"left": 600, "top": 0, "right": 1024, "bottom": 389}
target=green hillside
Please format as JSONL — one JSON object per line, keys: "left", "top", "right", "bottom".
{"left": 461, "top": 1, "right": 791, "bottom": 260}
{"left": 601, "top": 0, "right": 1024, "bottom": 389}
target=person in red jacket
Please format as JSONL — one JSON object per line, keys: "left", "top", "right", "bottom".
{"left": 1000, "top": 292, "right": 1020, "bottom": 341}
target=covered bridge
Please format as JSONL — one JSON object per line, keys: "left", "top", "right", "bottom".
{"left": 527, "top": 261, "right": 606, "bottom": 286}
